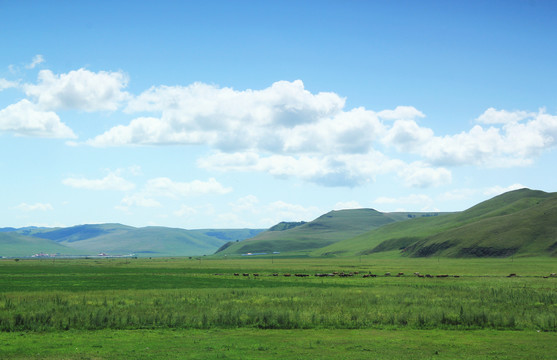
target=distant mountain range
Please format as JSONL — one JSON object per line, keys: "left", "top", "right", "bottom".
{"left": 3, "top": 188, "right": 556, "bottom": 258}
{"left": 0, "top": 224, "right": 264, "bottom": 257}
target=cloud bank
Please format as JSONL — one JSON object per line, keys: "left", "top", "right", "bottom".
{"left": 3, "top": 64, "right": 557, "bottom": 189}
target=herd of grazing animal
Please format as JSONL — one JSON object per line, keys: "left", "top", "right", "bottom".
{"left": 221, "top": 272, "right": 557, "bottom": 278}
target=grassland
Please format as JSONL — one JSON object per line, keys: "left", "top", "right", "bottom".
{"left": 0, "top": 256, "right": 556, "bottom": 359}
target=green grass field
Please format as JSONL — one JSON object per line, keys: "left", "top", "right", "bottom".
{"left": 0, "top": 256, "right": 556, "bottom": 359}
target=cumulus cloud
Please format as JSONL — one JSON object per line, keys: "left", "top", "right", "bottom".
{"left": 384, "top": 108, "right": 557, "bottom": 168}
{"left": 24, "top": 68, "right": 129, "bottom": 111}
{"left": 62, "top": 171, "right": 135, "bottom": 191}
{"left": 15, "top": 202, "right": 54, "bottom": 212}
{"left": 0, "top": 99, "right": 76, "bottom": 138}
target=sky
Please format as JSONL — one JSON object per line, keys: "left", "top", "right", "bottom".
{"left": 1, "top": 0, "right": 556, "bottom": 229}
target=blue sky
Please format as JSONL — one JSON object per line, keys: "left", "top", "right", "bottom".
{"left": 1, "top": 0, "right": 556, "bottom": 229}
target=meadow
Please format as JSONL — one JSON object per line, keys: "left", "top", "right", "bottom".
{"left": 0, "top": 256, "right": 556, "bottom": 359}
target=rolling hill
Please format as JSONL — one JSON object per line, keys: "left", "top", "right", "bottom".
{"left": 217, "top": 208, "right": 439, "bottom": 255}
{"left": 0, "top": 224, "right": 264, "bottom": 257}
{"left": 314, "top": 188, "right": 557, "bottom": 258}
{"left": 0, "top": 232, "right": 81, "bottom": 257}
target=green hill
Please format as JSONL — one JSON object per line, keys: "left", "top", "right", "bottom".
{"left": 218, "top": 208, "right": 429, "bottom": 255}
{"left": 1, "top": 225, "right": 265, "bottom": 257}
{"left": 315, "top": 188, "right": 557, "bottom": 258}
{"left": 0, "top": 232, "right": 81, "bottom": 257}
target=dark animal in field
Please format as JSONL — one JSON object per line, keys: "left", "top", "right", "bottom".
{"left": 453, "top": 275, "right": 460, "bottom": 278}
{"left": 425, "top": 274, "right": 433, "bottom": 278}
{"left": 417, "top": 274, "right": 425, "bottom": 278}
{"left": 507, "top": 273, "right": 517, "bottom": 277}
{"left": 384, "top": 272, "right": 391, "bottom": 276}
{"left": 294, "top": 273, "right": 309, "bottom": 277}
{"left": 353, "top": 271, "right": 359, "bottom": 274}
{"left": 272, "top": 273, "right": 279, "bottom": 276}
{"left": 283, "top": 273, "right": 291, "bottom": 277}
{"left": 397, "top": 272, "right": 404, "bottom": 277}
{"left": 243, "top": 273, "right": 249, "bottom": 276}
{"left": 550, "top": 273, "right": 556, "bottom": 277}
{"left": 436, "top": 274, "right": 449, "bottom": 278}
{"left": 363, "top": 274, "right": 376, "bottom": 278}
{"left": 234, "top": 273, "right": 240, "bottom": 276}
{"left": 253, "top": 273, "right": 259, "bottom": 277}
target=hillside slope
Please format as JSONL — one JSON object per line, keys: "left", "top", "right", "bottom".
{"left": 218, "top": 209, "right": 430, "bottom": 255}
{"left": 0, "top": 232, "right": 81, "bottom": 257}
{"left": 315, "top": 188, "right": 557, "bottom": 258}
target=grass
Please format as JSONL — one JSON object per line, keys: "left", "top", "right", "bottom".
{"left": 0, "top": 256, "right": 556, "bottom": 358}
{"left": 1, "top": 329, "right": 556, "bottom": 359}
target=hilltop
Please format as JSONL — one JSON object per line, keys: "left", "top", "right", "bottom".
{"left": 314, "top": 188, "right": 557, "bottom": 258}
{"left": 217, "top": 208, "right": 442, "bottom": 255}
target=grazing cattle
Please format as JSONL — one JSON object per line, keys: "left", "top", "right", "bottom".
{"left": 414, "top": 272, "right": 421, "bottom": 276}
{"left": 272, "top": 273, "right": 279, "bottom": 276}
{"left": 436, "top": 274, "right": 449, "bottom": 278}
{"left": 453, "top": 275, "right": 460, "bottom": 278}
{"left": 384, "top": 272, "right": 391, "bottom": 276}
{"left": 253, "top": 273, "right": 259, "bottom": 277}
{"left": 243, "top": 273, "right": 250, "bottom": 277}
{"left": 283, "top": 273, "right": 291, "bottom": 277}
{"left": 550, "top": 273, "right": 556, "bottom": 277}
{"left": 425, "top": 274, "right": 433, "bottom": 278}
{"left": 507, "top": 273, "right": 517, "bottom": 277}
{"left": 233, "top": 273, "right": 240, "bottom": 276}
{"left": 417, "top": 274, "right": 425, "bottom": 278}
{"left": 397, "top": 272, "right": 404, "bottom": 277}
{"left": 363, "top": 274, "right": 377, "bottom": 278}
{"left": 353, "top": 271, "right": 359, "bottom": 274}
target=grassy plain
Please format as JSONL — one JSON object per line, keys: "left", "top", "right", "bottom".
{"left": 0, "top": 256, "right": 556, "bottom": 359}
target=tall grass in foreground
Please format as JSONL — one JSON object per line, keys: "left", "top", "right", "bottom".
{"left": 1, "top": 280, "right": 556, "bottom": 331}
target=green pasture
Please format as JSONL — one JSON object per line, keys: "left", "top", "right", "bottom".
{"left": 0, "top": 256, "right": 555, "bottom": 359}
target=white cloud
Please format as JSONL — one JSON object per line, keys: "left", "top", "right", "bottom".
{"left": 0, "top": 78, "right": 19, "bottom": 91}
{"left": 334, "top": 201, "right": 363, "bottom": 210}
{"left": 0, "top": 99, "right": 76, "bottom": 138}
{"left": 397, "top": 162, "right": 452, "bottom": 188}
{"left": 476, "top": 107, "right": 532, "bottom": 124}
{"left": 230, "top": 195, "right": 259, "bottom": 212}
{"left": 483, "top": 183, "right": 526, "bottom": 196}
{"left": 374, "top": 194, "right": 432, "bottom": 205}
{"left": 174, "top": 205, "right": 197, "bottom": 217}
{"left": 15, "top": 202, "right": 54, "bottom": 212}
{"left": 24, "top": 68, "right": 130, "bottom": 111}
{"left": 144, "top": 177, "right": 232, "bottom": 198}
{"left": 25, "top": 55, "right": 45, "bottom": 69}
{"left": 62, "top": 172, "right": 135, "bottom": 191}
{"left": 384, "top": 108, "right": 557, "bottom": 168}
{"left": 377, "top": 106, "right": 425, "bottom": 121}
{"left": 120, "top": 194, "right": 161, "bottom": 208}
{"left": 265, "top": 200, "right": 322, "bottom": 223}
